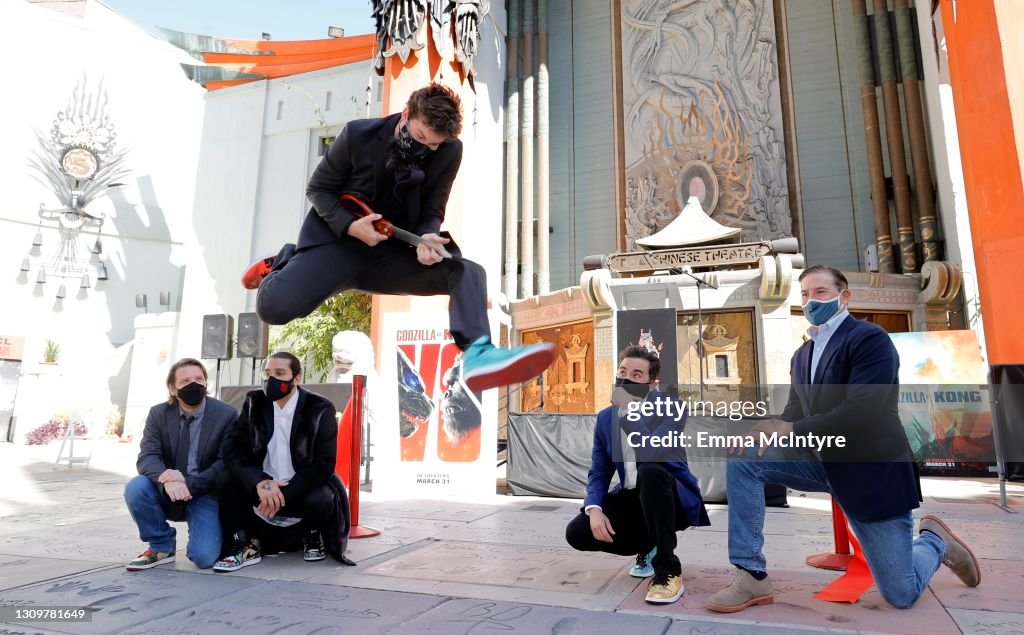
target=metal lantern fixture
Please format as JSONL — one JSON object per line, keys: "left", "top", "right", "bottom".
{"left": 24, "top": 78, "right": 128, "bottom": 301}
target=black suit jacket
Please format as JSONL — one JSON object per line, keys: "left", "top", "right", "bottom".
{"left": 223, "top": 387, "right": 338, "bottom": 504}
{"left": 781, "top": 315, "right": 920, "bottom": 522}
{"left": 136, "top": 398, "right": 238, "bottom": 501}
{"left": 298, "top": 113, "right": 463, "bottom": 249}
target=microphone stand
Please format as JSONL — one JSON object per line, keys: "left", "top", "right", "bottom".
{"left": 677, "top": 267, "right": 718, "bottom": 402}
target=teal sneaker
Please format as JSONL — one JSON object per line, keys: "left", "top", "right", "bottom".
{"left": 460, "top": 337, "right": 556, "bottom": 392}
{"left": 630, "top": 546, "right": 656, "bottom": 578}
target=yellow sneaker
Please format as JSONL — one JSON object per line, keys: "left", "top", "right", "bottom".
{"left": 645, "top": 573, "right": 684, "bottom": 604}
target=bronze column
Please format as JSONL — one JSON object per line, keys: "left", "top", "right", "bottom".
{"left": 894, "top": 0, "right": 940, "bottom": 262}
{"left": 854, "top": 0, "right": 895, "bottom": 273}
{"left": 873, "top": 0, "right": 917, "bottom": 272}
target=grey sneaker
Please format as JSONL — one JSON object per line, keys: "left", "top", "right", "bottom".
{"left": 705, "top": 569, "right": 774, "bottom": 613}
{"left": 213, "top": 540, "right": 262, "bottom": 573}
{"left": 126, "top": 549, "right": 175, "bottom": 571}
{"left": 920, "top": 515, "right": 980, "bottom": 587}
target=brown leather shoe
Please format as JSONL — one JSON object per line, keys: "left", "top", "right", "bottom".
{"left": 705, "top": 569, "right": 774, "bottom": 613}
{"left": 920, "top": 514, "right": 981, "bottom": 587}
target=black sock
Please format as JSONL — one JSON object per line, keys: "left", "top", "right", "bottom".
{"left": 738, "top": 565, "right": 768, "bottom": 581}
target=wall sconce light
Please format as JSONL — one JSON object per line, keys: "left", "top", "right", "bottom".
{"left": 159, "top": 291, "right": 171, "bottom": 307}
{"left": 136, "top": 293, "right": 147, "bottom": 312}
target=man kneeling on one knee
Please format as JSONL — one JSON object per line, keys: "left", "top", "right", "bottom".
{"left": 566, "top": 345, "right": 709, "bottom": 605}
{"left": 705, "top": 265, "right": 980, "bottom": 613}
{"left": 215, "top": 352, "right": 352, "bottom": 572}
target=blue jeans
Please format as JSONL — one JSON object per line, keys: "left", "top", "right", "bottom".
{"left": 726, "top": 446, "right": 945, "bottom": 609}
{"left": 123, "top": 475, "right": 222, "bottom": 569}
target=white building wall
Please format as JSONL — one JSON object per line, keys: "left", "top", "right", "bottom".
{"left": 0, "top": 0, "right": 204, "bottom": 442}
{"left": 176, "top": 62, "right": 374, "bottom": 388}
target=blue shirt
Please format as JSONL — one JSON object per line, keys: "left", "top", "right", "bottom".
{"left": 178, "top": 400, "right": 206, "bottom": 478}
{"left": 808, "top": 309, "right": 850, "bottom": 383}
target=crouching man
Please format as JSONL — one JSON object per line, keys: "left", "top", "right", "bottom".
{"left": 215, "top": 352, "right": 353, "bottom": 571}
{"left": 566, "top": 345, "right": 710, "bottom": 604}
{"left": 125, "top": 358, "right": 238, "bottom": 570}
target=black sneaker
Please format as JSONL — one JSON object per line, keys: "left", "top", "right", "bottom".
{"left": 303, "top": 529, "right": 326, "bottom": 562}
{"left": 213, "top": 539, "right": 262, "bottom": 572}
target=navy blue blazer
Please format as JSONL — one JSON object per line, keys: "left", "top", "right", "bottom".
{"left": 584, "top": 390, "right": 710, "bottom": 528}
{"left": 782, "top": 315, "right": 920, "bottom": 522}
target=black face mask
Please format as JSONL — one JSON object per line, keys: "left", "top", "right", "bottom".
{"left": 614, "top": 377, "right": 650, "bottom": 399}
{"left": 264, "top": 376, "right": 295, "bottom": 402}
{"left": 177, "top": 382, "right": 207, "bottom": 407}
{"left": 396, "top": 121, "right": 433, "bottom": 162}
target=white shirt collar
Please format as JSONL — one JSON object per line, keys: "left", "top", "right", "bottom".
{"left": 807, "top": 307, "right": 850, "bottom": 341}
{"left": 273, "top": 389, "right": 299, "bottom": 418}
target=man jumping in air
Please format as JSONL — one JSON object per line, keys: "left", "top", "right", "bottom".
{"left": 243, "top": 83, "right": 553, "bottom": 390}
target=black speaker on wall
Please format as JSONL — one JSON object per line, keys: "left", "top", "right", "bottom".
{"left": 201, "top": 314, "right": 233, "bottom": 360}
{"left": 237, "top": 312, "right": 269, "bottom": 359}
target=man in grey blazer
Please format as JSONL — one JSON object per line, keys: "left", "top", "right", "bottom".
{"left": 124, "top": 358, "right": 238, "bottom": 570}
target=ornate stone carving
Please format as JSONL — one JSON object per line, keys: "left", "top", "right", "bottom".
{"left": 373, "top": 0, "right": 489, "bottom": 86}
{"left": 373, "top": 0, "right": 429, "bottom": 71}
{"left": 620, "top": 0, "right": 790, "bottom": 248}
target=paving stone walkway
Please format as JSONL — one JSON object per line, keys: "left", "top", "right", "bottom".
{"left": 1, "top": 442, "right": 1021, "bottom": 634}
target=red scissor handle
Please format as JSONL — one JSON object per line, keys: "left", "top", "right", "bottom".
{"left": 339, "top": 193, "right": 395, "bottom": 238}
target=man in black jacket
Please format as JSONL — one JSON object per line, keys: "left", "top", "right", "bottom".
{"left": 124, "top": 358, "right": 238, "bottom": 570}
{"left": 215, "top": 352, "right": 351, "bottom": 571}
{"left": 242, "top": 83, "right": 553, "bottom": 392}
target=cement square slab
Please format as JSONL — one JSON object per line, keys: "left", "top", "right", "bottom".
{"left": 365, "top": 541, "right": 628, "bottom": 594}
{"left": 0, "top": 568, "right": 259, "bottom": 634}
{"left": 946, "top": 608, "right": 1024, "bottom": 635}
{"left": 441, "top": 510, "right": 579, "bottom": 547}
{"left": 928, "top": 558, "right": 1024, "bottom": 613}
{"left": 0, "top": 623, "right": 69, "bottom": 635}
{"left": 677, "top": 529, "right": 836, "bottom": 571}
{"left": 0, "top": 555, "right": 110, "bottom": 591}
{"left": 0, "top": 528, "right": 139, "bottom": 563}
{"left": 353, "top": 515, "right": 465, "bottom": 545}
{"left": 617, "top": 566, "right": 960, "bottom": 635}
{"left": 358, "top": 500, "right": 500, "bottom": 523}
{"left": 391, "top": 597, "right": 671, "bottom": 634}
{"left": 120, "top": 579, "right": 447, "bottom": 635}
{"left": 664, "top": 617, "right": 824, "bottom": 634}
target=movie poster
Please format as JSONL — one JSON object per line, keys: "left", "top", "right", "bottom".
{"left": 890, "top": 330, "right": 994, "bottom": 475}
{"left": 376, "top": 313, "right": 497, "bottom": 497}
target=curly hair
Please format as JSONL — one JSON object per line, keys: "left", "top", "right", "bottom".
{"left": 619, "top": 345, "right": 661, "bottom": 381}
{"left": 406, "top": 83, "right": 463, "bottom": 139}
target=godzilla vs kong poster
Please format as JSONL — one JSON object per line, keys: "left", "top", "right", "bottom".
{"left": 377, "top": 313, "right": 496, "bottom": 497}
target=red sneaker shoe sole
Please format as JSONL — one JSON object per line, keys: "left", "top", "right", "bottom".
{"left": 241, "top": 257, "right": 275, "bottom": 290}
{"left": 463, "top": 343, "right": 556, "bottom": 392}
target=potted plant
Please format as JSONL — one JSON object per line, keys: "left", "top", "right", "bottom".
{"left": 42, "top": 339, "right": 60, "bottom": 364}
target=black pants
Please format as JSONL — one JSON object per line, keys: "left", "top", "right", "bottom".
{"left": 256, "top": 238, "right": 489, "bottom": 349}
{"left": 565, "top": 463, "right": 689, "bottom": 577}
{"left": 220, "top": 482, "right": 335, "bottom": 547}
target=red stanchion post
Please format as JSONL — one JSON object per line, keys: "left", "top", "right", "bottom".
{"left": 806, "top": 497, "right": 852, "bottom": 570}
{"left": 348, "top": 374, "right": 380, "bottom": 538}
